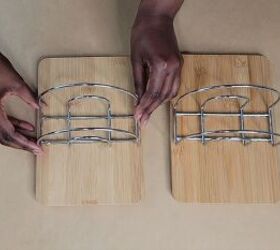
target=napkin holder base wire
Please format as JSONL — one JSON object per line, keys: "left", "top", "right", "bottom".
{"left": 173, "top": 84, "right": 280, "bottom": 145}
{"left": 37, "top": 82, "right": 139, "bottom": 145}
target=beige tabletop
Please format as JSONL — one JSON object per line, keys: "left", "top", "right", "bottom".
{"left": 1, "top": 1, "right": 280, "bottom": 249}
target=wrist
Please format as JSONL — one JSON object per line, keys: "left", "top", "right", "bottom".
{"left": 137, "top": 0, "right": 183, "bottom": 19}
{"left": 132, "top": 12, "right": 173, "bottom": 33}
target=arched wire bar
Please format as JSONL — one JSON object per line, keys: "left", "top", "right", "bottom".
{"left": 38, "top": 127, "right": 138, "bottom": 145}
{"left": 37, "top": 82, "right": 139, "bottom": 145}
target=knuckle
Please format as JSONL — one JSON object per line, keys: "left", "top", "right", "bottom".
{"left": 147, "top": 90, "right": 161, "bottom": 100}
{"left": 156, "top": 62, "right": 168, "bottom": 73}
{"left": 153, "top": 58, "right": 168, "bottom": 71}
{"left": 151, "top": 93, "right": 159, "bottom": 100}
{"left": 153, "top": 55, "right": 183, "bottom": 73}
{"left": 169, "top": 56, "right": 183, "bottom": 70}
{"left": 145, "top": 91, "right": 153, "bottom": 99}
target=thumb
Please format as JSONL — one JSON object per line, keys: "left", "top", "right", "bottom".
{"left": 14, "top": 82, "right": 39, "bottom": 109}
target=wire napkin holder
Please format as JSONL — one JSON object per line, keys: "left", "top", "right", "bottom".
{"left": 37, "top": 83, "right": 139, "bottom": 145}
{"left": 173, "top": 84, "right": 280, "bottom": 145}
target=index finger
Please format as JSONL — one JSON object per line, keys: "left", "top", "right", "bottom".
{"left": 139, "top": 72, "right": 176, "bottom": 125}
{"left": 11, "top": 131, "right": 42, "bottom": 155}
{"left": 14, "top": 82, "right": 39, "bottom": 109}
{"left": 134, "top": 64, "right": 167, "bottom": 121}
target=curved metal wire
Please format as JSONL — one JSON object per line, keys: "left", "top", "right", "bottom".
{"left": 66, "top": 94, "right": 112, "bottom": 142}
{"left": 200, "top": 95, "right": 250, "bottom": 143}
{"left": 38, "top": 82, "right": 139, "bottom": 145}
{"left": 39, "top": 82, "right": 138, "bottom": 103}
{"left": 174, "top": 84, "right": 280, "bottom": 109}
{"left": 38, "top": 127, "right": 138, "bottom": 145}
{"left": 177, "top": 130, "right": 280, "bottom": 143}
{"left": 67, "top": 94, "right": 111, "bottom": 107}
{"left": 200, "top": 95, "right": 250, "bottom": 111}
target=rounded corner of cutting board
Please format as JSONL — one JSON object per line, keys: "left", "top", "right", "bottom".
{"left": 38, "top": 57, "right": 52, "bottom": 70}
{"left": 171, "top": 188, "right": 186, "bottom": 203}
{"left": 35, "top": 194, "right": 46, "bottom": 206}
{"left": 134, "top": 190, "right": 145, "bottom": 204}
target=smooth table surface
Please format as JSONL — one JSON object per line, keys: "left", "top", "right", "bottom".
{"left": 1, "top": 0, "right": 280, "bottom": 249}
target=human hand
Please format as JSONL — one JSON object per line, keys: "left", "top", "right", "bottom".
{"left": 0, "top": 53, "right": 42, "bottom": 154}
{"left": 131, "top": 8, "right": 183, "bottom": 126}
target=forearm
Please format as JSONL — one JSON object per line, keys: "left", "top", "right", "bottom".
{"left": 136, "top": 0, "right": 184, "bottom": 19}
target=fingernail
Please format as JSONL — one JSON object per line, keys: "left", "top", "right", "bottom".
{"left": 33, "top": 102, "right": 40, "bottom": 109}
{"left": 25, "top": 124, "right": 35, "bottom": 131}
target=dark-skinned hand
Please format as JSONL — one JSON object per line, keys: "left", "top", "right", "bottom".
{"left": 0, "top": 53, "right": 42, "bottom": 154}
{"left": 131, "top": 14, "right": 183, "bottom": 126}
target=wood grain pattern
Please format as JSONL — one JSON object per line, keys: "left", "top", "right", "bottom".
{"left": 36, "top": 57, "right": 143, "bottom": 206}
{"left": 171, "top": 55, "right": 280, "bottom": 203}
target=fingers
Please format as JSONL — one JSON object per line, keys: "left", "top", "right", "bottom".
{"left": 0, "top": 53, "right": 39, "bottom": 109}
{"left": 134, "top": 62, "right": 167, "bottom": 122}
{"left": 135, "top": 56, "right": 182, "bottom": 126}
{"left": 8, "top": 116, "right": 35, "bottom": 131}
{"left": 0, "top": 117, "right": 42, "bottom": 155}
{"left": 0, "top": 131, "right": 42, "bottom": 155}
{"left": 13, "top": 82, "right": 39, "bottom": 109}
{"left": 132, "top": 61, "right": 145, "bottom": 102}
{"left": 139, "top": 73, "right": 176, "bottom": 125}
{"left": 12, "top": 131, "right": 42, "bottom": 154}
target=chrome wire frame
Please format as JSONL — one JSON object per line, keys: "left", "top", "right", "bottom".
{"left": 172, "top": 84, "right": 280, "bottom": 145}
{"left": 37, "top": 82, "right": 139, "bottom": 145}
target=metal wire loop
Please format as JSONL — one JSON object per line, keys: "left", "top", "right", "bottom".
{"left": 37, "top": 82, "right": 139, "bottom": 145}
{"left": 173, "top": 84, "right": 280, "bottom": 145}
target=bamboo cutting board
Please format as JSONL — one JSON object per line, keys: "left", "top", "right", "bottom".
{"left": 36, "top": 57, "right": 143, "bottom": 205}
{"left": 171, "top": 55, "right": 280, "bottom": 203}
